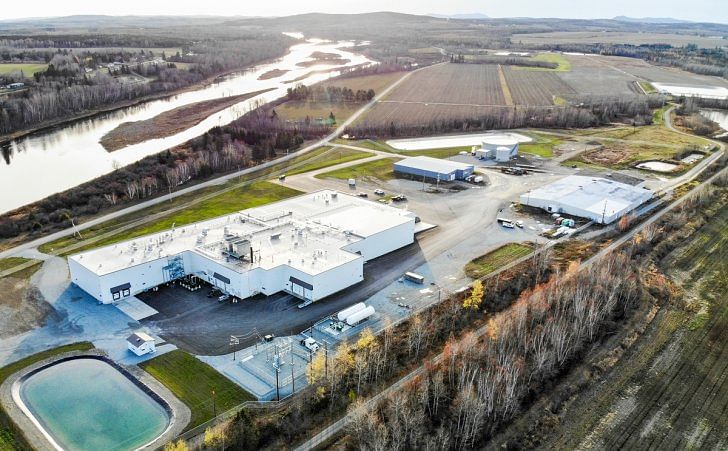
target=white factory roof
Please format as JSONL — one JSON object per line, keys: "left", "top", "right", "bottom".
{"left": 69, "top": 190, "right": 414, "bottom": 276}
{"left": 525, "top": 175, "right": 650, "bottom": 218}
{"left": 395, "top": 156, "right": 473, "bottom": 173}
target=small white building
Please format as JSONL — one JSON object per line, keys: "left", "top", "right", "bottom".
{"left": 127, "top": 332, "right": 156, "bottom": 356}
{"left": 520, "top": 175, "right": 652, "bottom": 224}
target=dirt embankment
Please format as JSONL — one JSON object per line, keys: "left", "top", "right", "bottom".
{"left": 99, "top": 88, "right": 274, "bottom": 151}
{"left": 257, "top": 69, "right": 290, "bottom": 80}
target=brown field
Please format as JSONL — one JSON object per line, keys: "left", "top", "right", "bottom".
{"left": 514, "top": 31, "right": 727, "bottom": 48}
{"left": 321, "top": 72, "right": 404, "bottom": 92}
{"left": 384, "top": 63, "right": 505, "bottom": 105}
{"left": 100, "top": 88, "right": 273, "bottom": 151}
{"left": 556, "top": 53, "right": 641, "bottom": 96}
{"left": 504, "top": 67, "right": 576, "bottom": 105}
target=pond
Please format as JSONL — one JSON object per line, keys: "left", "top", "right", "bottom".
{"left": 0, "top": 37, "right": 371, "bottom": 213}
{"left": 701, "top": 109, "right": 728, "bottom": 138}
{"left": 636, "top": 161, "right": 679, "bottom": 172}
{"left": 16, "top": 357, "right": 169, "bottom": 451}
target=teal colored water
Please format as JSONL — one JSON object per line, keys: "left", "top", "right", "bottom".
{"left": 20, "top": 358, "right": 169, "bottom": 451}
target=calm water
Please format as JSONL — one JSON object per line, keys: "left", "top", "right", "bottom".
{"left": 701, "top": 109, "right": 728, "bottom": 137}
{"left": 0, "top": 38, "right": 371, "bottom": 213}
{"left": 19, "top": 358, "right": 169, "bottom": 451}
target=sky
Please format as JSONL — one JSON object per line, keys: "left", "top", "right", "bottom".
{"left": 1, "top": 0, "right": 727, "bottom": 24}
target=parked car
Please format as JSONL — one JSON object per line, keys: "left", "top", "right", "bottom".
{"left": 501, "top": 221, "right": 515, "bottom": 229}
{"left": 392, "top": 194, "right": 407, "bottom": 202}
{"left": 357, "top": 192, "right": 368, "bottom": 198}
{"left": 264, "top": 334, "right": 275, "bottom": 342}
{"left": 207, "top": 289, "right": 222, "bottom": 298}
{"left": 218, "top": 294, "right": 230, "bottom": 302}
{"left": 515, "top": 220, "right": 524, "bottom": 228}
{"left": 374, "top": 189, "right": 385, "bottom": 195}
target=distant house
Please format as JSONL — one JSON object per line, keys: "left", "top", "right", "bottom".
{"left": 7, "top": 82, "right": 25, "bottom": 89}
{"left": 127, "top": 332, "right": 156, "bottom": 356}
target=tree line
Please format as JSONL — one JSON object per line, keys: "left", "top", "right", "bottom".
{"left": 450, "top": 53, "right": 559, "bottom": 69}
{"left": 286, "top": 84, "right": 375, "bottom": 103}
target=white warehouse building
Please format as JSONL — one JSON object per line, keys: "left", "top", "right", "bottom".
{"left": 69, "top": 190, "right": 417, "bottom": 305}
{"left": 520, "top": 175, "right": 652, "bottom": 224}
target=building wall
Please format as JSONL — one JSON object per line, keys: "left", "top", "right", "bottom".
{"left": 343, "top": 218, "right": 415, "bottom": 262}
{"left": 69, "top": 258, "right": 103, "bottom": 302}
{"left": 520, "top": 194, "right": 651, "bottom": 224}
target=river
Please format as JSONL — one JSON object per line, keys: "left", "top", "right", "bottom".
{"left": 0, "top": 37, "right": 371, "bottom": 214}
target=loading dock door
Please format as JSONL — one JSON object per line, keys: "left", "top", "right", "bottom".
{"left": 289, "top": 276, "right": 313, "bottom": 301}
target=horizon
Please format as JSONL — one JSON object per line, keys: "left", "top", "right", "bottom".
{"left": 1, "top": 1, "right": 727, "bottom": 25}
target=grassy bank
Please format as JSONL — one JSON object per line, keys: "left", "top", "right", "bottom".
{"left": 140, "top": 350, "right": 255, "bottom": 429}
{"left": 285, "top": 147, "right": 373, "bottom": 175}
{"left": 315, "top": 157, "right": 401, "bottom": 182}
{"left": 99, "top": 88, "right": 274, "bottom": 151}
{"left": 0, "top": 257, "right": 34, "bottom": 272}
{"left": 465, "top": 243, "right": 534, "bottom": 279}
{"left": 520, "top": 133, "right": 562, "bottom": 158}
{"left": 0, "top": 342, "right": 94, "bottom": 450}
{"left": 0, "top": 63, "right": 47, "bottom": 75}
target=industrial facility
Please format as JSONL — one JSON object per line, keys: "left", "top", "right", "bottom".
{"left": 474, "top": 135, "right": 520, "bottom": 162}
{"left": 69, "top": 191, "right": 418, "bottom": 305}
{"left": 520, "top": 175, "right": 652, "bottom": 224}
{"left": 394, "top": 156, "right": 475, "bottom": 181}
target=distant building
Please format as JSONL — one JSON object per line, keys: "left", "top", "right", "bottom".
{"left": 477, "top": 135, "right": 519, "bottom": 162}
{"left": 127, "top": 332, "right": 156, "bottom": 356}
{"left": 394, "top": 156, "right": 474, "bottom": 181}
{"left": 520, "top": 175, "right": 652, "bottom": 224}
{"left": 6, "top": 82, "right": 25, "bottom": 89}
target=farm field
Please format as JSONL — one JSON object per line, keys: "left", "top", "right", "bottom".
{"left": 514, "top": 31, "right": 727, "bottom": 48}
{"left": 0, "top": 63, "right": 47, "bottom": 75}
{"left": 548, "top": 202, "right": 728, "bottom": 450}
{"left": 556, "top": 54, "right": 640, "bottom": 96}
{"left": 503, "top": 67, "right": 576, "bottom": 105}
{"left": 514, "top": 52, "right": 572, "bottom": 72}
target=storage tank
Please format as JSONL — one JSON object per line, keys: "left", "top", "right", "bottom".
{"left": 345, "top": 305, "right": 375, "bottom": 326}
{"left": 337, "top": 303, "right": 366, "bottom": 322}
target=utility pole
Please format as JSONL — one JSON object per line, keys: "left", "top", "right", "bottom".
{"left": 230, "top": 335, "right": 239, "bottom": 360}
{"left": 211, "top": 389, "right": 216, "bottom": 417}
{"left": 324, "top": 342, "right": 328, "bottom": 378}
{"left": 291, "top": 362, "right": 295, "bottom": 393}
{"left": 275, "top": 368, "right": 280, "bottom": 401}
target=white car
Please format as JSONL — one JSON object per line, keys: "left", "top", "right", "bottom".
{"left": 300, "top": 337, "right": 320, "bottom": 352}
{"left": 374, "top": 189, "right": 385, "bottom": 195}
{"left": 515, "top": 220, "right": 524, "bottom": 228}
{"left": 502, "top": 221, "right": 515, "bottom": 229}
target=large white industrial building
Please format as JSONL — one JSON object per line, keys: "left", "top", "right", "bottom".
{"left": 475, "top": 135, "right": 520, "bottom": 162}
{"left": 520, "top": 175, "right": 652, "bottom": 224}
{"left": 69, "top": 191, "right": 417, "bottom": 305}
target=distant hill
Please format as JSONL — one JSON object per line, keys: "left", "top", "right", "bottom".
{"left": 429, "top": 13, "right": 490, "bottom": 20}
{"left": 0, "top": 14, "right": 242, "bottom": 30}
{"left": 613, "top": 16, "right": 694, "bottom": 24}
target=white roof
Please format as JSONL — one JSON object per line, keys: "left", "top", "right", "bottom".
{"left": 127, "top": 332, "right": 154, "bottom": 345}
{"left": 482, "top": 135, "right": 519, "bottom": 146}
{"left": 525, "top": 176, "right": 651, "bottom": 218}
{"left": 395, "top": 156, "right": 473, "bottom": 174}
{"left": 70, "top": 190, "right": 413, "bottom": 277}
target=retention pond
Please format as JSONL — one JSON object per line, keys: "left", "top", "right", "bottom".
{"left": 14, "top": 357, "right": 169, "bottom": 451}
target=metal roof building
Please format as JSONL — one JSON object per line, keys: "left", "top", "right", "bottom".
{"left": 394, "top": 156, "right": 474, "bottom": 181}
{"left": 520, "top": 175, "right": 652, "bottom": 224}
{"left": 69, "top": 190, "right": 418, "bottom": 305}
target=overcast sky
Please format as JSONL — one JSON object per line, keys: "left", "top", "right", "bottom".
{"left": 2, "top": 0, "right": 727, "bottom": 24}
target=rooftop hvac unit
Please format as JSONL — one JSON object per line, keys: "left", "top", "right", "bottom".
{"left": 337, "top": 302, "right": 366, "bottom": 322}
{"left": 270, "top": 233, "right": 281, "bottom": 240}
{"left": 345, "top": 306, "right": 375, "bottom": 326}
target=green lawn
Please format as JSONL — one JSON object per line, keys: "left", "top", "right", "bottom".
{"left": 285, "top": 146, "right": 373, "bottom": 176}
{"left": 464, "top": 243, "right": 534, "bottom": 279}
{"left": 0, "top": 63, "right": 47, "bottom": 75}
{"left": 639, "top": 81, "right": 657, "bottom": 94}
{"left": 140, "top": 350, "right": 255, "bottom": 429}
{"left": 0, "top": 257, "right": 33, "bottom": 272}
{"left": 315, "top": 157, "right": 402, "bottom": 182}
{"left": 519, "top": 133, "right": 563, "bottom": 158}
{"left": 49, "top": 181, "right": 301, "bottom": 255}
{"left": 0, "top": 342, "right": 94, "bottom": 450}
{"left": 515, "top": 53, "right": 572, "bottom": 72}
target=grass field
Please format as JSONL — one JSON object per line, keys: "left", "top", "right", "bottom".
{"left": 514, "top": 53, "right": 572, "bottom": 72}
{"left": 0, "top": 63, "right": 47, "bottom": 75}
{"left": 315, "top": 157, "right": 401, "bottom": 182}
{"left": 284, "top": 146, "right": 373, "bottom": 175}
{"left": 0, "top": 342, "right": 94, "bottom": 450}
{"left": 464, "top": 243, "right": 534, "bottom": 279}
{"left": 504, "top": 67, "right": 576, "bottom": 105}
{"left": 42, "top": 181, "right": 301, "bottom": 255}
{"left": 0, "top": 257, "right": 33, "bottom": 272}
{"left": 140, "top": 350, "right": 255, "bottom": 429}
{"left": 519, "top": 133, "right": 563, "bottom": 158}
